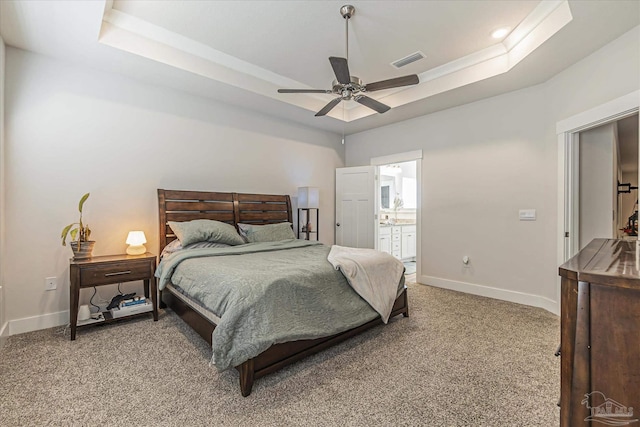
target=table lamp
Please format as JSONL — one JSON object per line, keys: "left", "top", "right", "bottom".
{"left": 126, "top": 231, "right": 147, "bottom": 255}
{"left": 298, "top": 187, "right": 319, "bottom": 209}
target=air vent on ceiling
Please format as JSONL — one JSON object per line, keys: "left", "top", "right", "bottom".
{"left": 391, "top": 51, "right": 426, "bottom": 69}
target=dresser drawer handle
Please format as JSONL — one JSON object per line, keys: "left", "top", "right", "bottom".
{"left": 104, "top": 270, "right": 132, "bottom": 277}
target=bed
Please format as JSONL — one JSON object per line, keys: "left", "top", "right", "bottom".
{"left": 157, "top": 189, "right": 409, "bottom": 396}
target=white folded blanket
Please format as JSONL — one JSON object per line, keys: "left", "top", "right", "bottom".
{"left": 327, "top": 245, "right": 405, "bottom": 323}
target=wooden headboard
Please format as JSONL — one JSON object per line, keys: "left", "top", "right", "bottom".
{"left": 157, "top": 189, "right": 293, "bottom": 252}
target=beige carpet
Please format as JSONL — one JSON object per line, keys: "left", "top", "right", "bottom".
{"left": 0, "top": 283, "right": 560, "bottom": 426}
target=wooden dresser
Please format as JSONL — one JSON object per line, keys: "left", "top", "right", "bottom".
{"left": 558, "top": 239, "right": 640, "bottom": 426}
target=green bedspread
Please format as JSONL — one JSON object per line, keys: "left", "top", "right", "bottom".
{"left": 155, "top": 239, "right": 385, "bottom": 371}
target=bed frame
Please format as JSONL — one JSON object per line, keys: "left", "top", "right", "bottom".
{"left": 157, "top": 189, "right": 409, "bottom": 396}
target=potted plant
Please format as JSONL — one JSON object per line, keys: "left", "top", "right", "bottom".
{"left": 61, "top": 192, "right": 95, "bottom": 259}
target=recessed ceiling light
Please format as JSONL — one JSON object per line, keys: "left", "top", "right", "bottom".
{"left": 491, "top": 27, "right": 510, "bottom": 39}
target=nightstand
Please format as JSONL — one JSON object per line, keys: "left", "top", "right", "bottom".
{"left": 69, "top": 253, "right": 158, "bottom": 340}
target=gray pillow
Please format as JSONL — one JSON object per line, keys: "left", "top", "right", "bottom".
{"left": 168, "top": 220, "right": 245, "bottom": 246}
{"left": 160, "top": 239, "right": 231, "bottom": 259}
{"left": 238, "top": 222, "right": 296, "bottom": 243}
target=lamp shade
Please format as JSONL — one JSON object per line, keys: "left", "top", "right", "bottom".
{"left": 298, "top": 187, "right": 319, "bottom": 209}
{"left": 126, "top": 231, "right": 147, "bottom": 245}
{"left": 126, "top": 231, "right": 147, "bottom": 255}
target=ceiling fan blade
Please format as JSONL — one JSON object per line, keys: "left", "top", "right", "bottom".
{"left": 278, "top": 89, "right": 333, "bottom": 94}
{"left": 355, "top": 95, "right": 391, "bottom": 114}
{"left": 315, "top": 97, "right": 342, "bottom": 117}
{"left": 365, "top": 75, "right": 419, "bottom": 92}
{"left": 329, "top": 57, "right": 351, "bottom": 85}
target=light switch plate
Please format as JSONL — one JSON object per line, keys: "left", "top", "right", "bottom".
{"left": 519, "top": 209, "right": 536, "bottom": 221}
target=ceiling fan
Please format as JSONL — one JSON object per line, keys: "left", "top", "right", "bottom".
{"left": 278, "top": 5, "right": 420, "bottom": 117}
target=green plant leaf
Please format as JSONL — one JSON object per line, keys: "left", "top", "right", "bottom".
{"left": 61, "top": 223, "right": 75, "bottom": 246}
{"left": 78, "top": 192, "right": 90, "bottom": 213}
{"left": 70, "top": 228, "right": 78, "bottom": 242}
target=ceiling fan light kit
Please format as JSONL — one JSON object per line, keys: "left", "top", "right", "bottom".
{"left": 278, "top": 4, "right": 420, "bottom": 117}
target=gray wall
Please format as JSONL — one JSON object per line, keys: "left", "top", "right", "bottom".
{"left": 0, "top": 35, "right": 6, "bottom": 344}
{"left": 4, "top": 47, "right": 344, "bottom": 332}
{"left": 345, "top": 26, "right": 640, "bottom": 309}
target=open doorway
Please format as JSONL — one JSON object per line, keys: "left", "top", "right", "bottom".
{"left": 577, "top": 113, "right": 639, "bottom": 250}
{"left": 335, "top": 150, "right": 422, "bottom": 280}
{"left": 615, "top": 114, "right": 639, "bottom": 240}
{"left": 558, "top": 91, "right": 639, "bottom": 265}
{"left": 377, "top": 160, "right": 418, "bottom": 279}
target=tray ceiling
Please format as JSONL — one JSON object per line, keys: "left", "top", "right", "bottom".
{"left": 1, "top": 1, "right": 638, "bottom": 134}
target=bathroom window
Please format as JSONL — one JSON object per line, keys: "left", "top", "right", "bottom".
{"left": 381, "top": 185, "right": 390, "bottom": 209}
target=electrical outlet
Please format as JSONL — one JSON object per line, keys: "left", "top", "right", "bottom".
{"left": 45, "top": 277, "right": 57, "bottom": 291}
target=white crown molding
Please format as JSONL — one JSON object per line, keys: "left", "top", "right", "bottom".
{"left": 419, "top": 275, "right": 559, "bottom": 315}
{"left": 99, "top": 0, "right": 571, "bottom": 123}
{"left": 100, "top": 10, "right": 333, "bottom": 115}
{"left": 351, "top": 0, "right": 572, "bottom": 122}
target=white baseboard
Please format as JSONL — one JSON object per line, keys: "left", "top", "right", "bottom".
{"left": 0, "top": 285, "right": 5, "bottom": 348}
{"left": 0, "top": 321, "right": 8, "bottom": 349}
{"left": 9, "top": 310, "right": 69, "bottom": 336}
{"left": 418, "top": 275, "right": 560, "bottom": 316}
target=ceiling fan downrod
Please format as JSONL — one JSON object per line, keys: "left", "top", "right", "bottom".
{"left": 340, "top": 5, "right": 355, "bottom": 61}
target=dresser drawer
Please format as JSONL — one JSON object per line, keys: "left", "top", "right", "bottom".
{"left": 80, "top": 260, "right": 152, "bottom": 287}
{"left": 392, "top": 234, "right": 401, "bottom": 242}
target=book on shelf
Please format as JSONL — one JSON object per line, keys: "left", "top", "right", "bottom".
{"left": 120, "top": 296, "right": 146, "bottom": 307}
{"left": 110, "top": 300, "right": 152, "bottom": 318}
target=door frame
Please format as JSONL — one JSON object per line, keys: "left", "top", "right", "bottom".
{"left": 556, "top": 90, "right": 639, "bottom": 306}
{"left": 371, "top": 150, "right": 423, "bottom": 278}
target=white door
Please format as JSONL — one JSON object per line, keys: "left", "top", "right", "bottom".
{"left": 335, "top": 166, "right": 375, "bottom": 248}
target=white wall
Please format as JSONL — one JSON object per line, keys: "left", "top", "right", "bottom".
{"left": 579, "top": 123, "right": 615, "bottom": 249}
{"left": 0, "top": 35, "right": 6, "bottom": 345}
{"left": 4, "top": 47, "right": 343, "bottom": 333}
{"left": 346, "top": 26, "right": 640, "bottom": 312}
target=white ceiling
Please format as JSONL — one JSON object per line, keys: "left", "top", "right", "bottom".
{"left": 0, "top": 1, "right": 638, "bottom": 135}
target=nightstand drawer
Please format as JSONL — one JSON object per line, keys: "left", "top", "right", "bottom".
{"left": 80, "top": 261, "right": 152, "bottom": 287}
